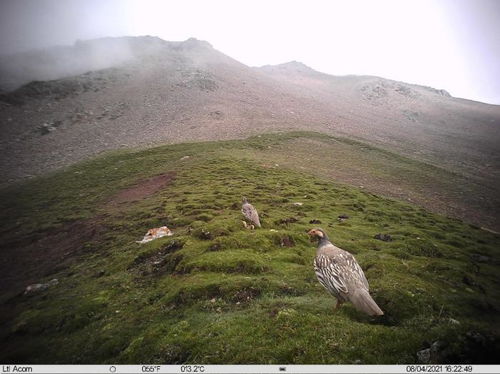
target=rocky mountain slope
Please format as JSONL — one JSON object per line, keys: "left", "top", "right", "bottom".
{"left": 258, "top": 61, "right": 500, "bottom": 183}
{"left": 0, "top": 36, "right": 498, "bottom": 229}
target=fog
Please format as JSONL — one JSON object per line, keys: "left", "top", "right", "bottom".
{"left": 0, "top": 0, "right": 499, "bottom": 104}
{"left": 0, "top": 37, "right": 136, "bottom": 90}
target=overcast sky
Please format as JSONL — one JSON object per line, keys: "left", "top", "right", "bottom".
{"left": 0, "top": 0, "right": 499, "bottom": 104}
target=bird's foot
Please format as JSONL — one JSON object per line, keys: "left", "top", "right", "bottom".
{"left": 242, "top": 221, "right": 255, "bottom": 230}
{"left": 334, "top": 300, "right": 344, "bottom": 312}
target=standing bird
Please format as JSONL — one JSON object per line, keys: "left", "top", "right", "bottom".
{"left": 308, "top": 228, "right": 384, "bottom": 316}
{"left": 241, "top": 197, "right": 261, "bottom": 229}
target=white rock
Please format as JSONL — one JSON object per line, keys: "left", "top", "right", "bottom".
{"left": 24, "top": 279, "right": 58, "bottom": 295}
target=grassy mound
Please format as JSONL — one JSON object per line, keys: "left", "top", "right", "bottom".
{"left": 0, "top": 132, "right": 498, "bottom": 364}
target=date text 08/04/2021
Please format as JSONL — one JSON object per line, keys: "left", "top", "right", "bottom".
{"left": 405, "top": 365, "right": 473, "bottom": 373}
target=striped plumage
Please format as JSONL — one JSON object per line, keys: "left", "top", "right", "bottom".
{"left": 241, "top": 197, "right": 261, "bottom": 228}
{"left": 308, "top": 228, "right": 383, "bottom": 316}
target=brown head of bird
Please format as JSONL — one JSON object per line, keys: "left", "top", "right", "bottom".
{"left": 307, "top": 228, "right": 329, "bottom": 242}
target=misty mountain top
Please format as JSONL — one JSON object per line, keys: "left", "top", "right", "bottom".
{"left": 259, "top": 60, "right": 318, "bottom": 74}
{"left": 0, "top": 36, "right": 215, "bottom": 91}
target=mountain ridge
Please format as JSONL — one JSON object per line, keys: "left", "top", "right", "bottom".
{"left": 0, "top": 36, "right": 498, "bottom": 229}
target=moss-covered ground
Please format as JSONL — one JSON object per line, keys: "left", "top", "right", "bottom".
{"left": 0, "top": 132, "right": 498, "bottom": 363}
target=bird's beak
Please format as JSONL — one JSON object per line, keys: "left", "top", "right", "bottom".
{"left": 307, "top": 229, "right": 316, "bottom": 242}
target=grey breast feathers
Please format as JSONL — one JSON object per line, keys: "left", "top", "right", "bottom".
{"left": 314, "top": 247, "right": 369, "bottom": 299}
{"left": 241, "top": 202, "right": 261, "bottom": 227}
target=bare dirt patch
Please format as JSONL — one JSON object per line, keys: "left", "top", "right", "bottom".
{"left": 107, "top": 172, "right": 176, "bottom": 207}
{"left": 0, "top": 217, "right": 105, "bottom": 298}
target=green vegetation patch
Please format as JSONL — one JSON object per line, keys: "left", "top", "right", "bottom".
{"left": 0, "top": 132, "right": 499, "bottom": 364}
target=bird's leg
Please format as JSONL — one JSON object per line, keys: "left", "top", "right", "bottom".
{"left": 250, "top": 224, "right": 255, "bottom": 230}
{"left": 334, "top": 299, "right": 343, "bottom": 312}
{"left": 242, "top": 221, "right": 248, "bottom": 229}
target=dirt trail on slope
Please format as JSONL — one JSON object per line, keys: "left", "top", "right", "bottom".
{"left": 0, "top": 172, "right": 176, "bottom": 300}
{"left": 106, "top": 172, "right": 176, "bottom": 207}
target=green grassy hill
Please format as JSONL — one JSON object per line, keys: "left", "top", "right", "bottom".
{"left": 0, "top": 132, "right": 498, "bottom": 363}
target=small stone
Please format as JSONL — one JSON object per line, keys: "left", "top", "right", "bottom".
{"left": 96, "top": 270, "right": 106, "bottom": 278}
{"left": 417, "top": 341, "right": 446, "bottom": 364}
{"left": 417, "top": 348, "right": 431, "bottom": 364}
{"left": 40, "top": 123, "right": 57, "bottom": 135}
{"left": 470, "top": 253, "right": 491, "bottom": 263}
{"left": 24, "top": 278, "right": 58, "bottom": 295}
{"left": 200, "top": 230, "right": 212, "bottom": 240}
{"left": 210, "top": 298, "right": 216, "bottom": 303}
{"left": 24, "top": 283, "right": 48, "bottom": 295}
{"left": 466, "top": 331, "right": 486, "bottom": 345}
{"left": 278, "top": 217, "right": 298, "bottom": 225}
{"left": 431, "top": 340, "right": 445, "bottom": 353}
{"left": 280, "top": 236, "right": 295, "bottom": 247}
{"left": 374, "top": 233, "right": 393, "bottom": 242}
{"left": 292, "top": 202, "right": 303, "bottom": 206}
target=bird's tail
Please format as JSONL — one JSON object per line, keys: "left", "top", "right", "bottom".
{"left": 349, "top": 288, "right": 384, "bottom": 316}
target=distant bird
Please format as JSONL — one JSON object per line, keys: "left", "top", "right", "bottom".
{"left": 241, "top": 197, "right": 261, "bottom": 229}
{"left": 308, "top": 228, "right": 384, "bottom": 316}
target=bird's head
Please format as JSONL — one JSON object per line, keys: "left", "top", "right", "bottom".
{"left": 242, "top": 197, "right": 248, "bottom": 203}
{"left": 307, "top": 228, "right": 329, "bottom": 242}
